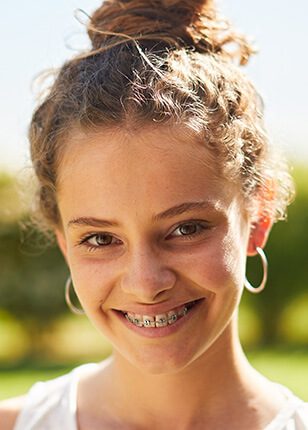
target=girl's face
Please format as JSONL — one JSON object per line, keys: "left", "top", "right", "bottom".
{"left": 56, "top": 126, "right": 262, "bottom": 374}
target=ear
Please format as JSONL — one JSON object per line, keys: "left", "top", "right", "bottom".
{"left": 55, "top": 229, "right": 69, "bottom": 264}
{"left": 247, "top": 215, "right": 274, "bottom": 256}
{"left": 247, "top": 178, "right": 276, "bottom": 256}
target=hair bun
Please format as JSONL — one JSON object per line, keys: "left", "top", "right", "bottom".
{"left": 88, "top": 0, "right": 254, "bottom": 64}
{"left": 88, "top": 0, "right": 228, "bottom": 54}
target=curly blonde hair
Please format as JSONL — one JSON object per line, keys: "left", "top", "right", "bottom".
{"left": 29, "top": 0, "right": 294, "bottom": 230}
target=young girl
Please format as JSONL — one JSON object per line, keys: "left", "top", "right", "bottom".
{"left": 1, "top": 0, "right": 307, "bottom": 428}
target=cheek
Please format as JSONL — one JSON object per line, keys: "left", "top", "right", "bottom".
{"left": 69, "top": 256, "right": 118, "bottom": 311}
{"left": 177, "top": 235, "right": 247, "bottom": 294}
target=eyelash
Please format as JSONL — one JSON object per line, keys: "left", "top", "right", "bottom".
{"left": 166, "top": 221, "right": 209, "bottom": 240}
{"left": 78, "top": 233, "right": 121, "bottom": 252}
{"left": 77, "top": 220, "right": 209, "bottom": 251}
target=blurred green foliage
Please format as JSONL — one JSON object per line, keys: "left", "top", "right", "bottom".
{"left": 0, "top": 172, "right": 69, "bottom": 353}
{"left": 0, "top": 224, "right": 68, "bottom": 324}
{"left": 0, "top": 167, "right": 307, "bottom": 355}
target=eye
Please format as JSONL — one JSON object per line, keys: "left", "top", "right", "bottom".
{"left": 175, "top": 223, "right": 198, "bottom": 236}
{"left": 88, "top": 233, "right": 115, "bottom": 246}
{"left": 168, "top": 221, "right": 208, "bottom": 239}
{"left": 80, "top": 233, "right": 120, "bottom": 249}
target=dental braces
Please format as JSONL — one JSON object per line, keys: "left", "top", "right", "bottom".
{"left": 125, "top": 307, "right": 188, "bottom": 327}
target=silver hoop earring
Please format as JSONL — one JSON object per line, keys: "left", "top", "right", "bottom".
{"left": 65, "top": 275, "right": 85, "bottom": 314}
{"left": 244, "top": 247, "right": 268, "bottom": 294}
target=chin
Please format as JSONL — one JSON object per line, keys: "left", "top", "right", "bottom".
{"left": 122, "top": 340, "right": 206, "bottom": 375}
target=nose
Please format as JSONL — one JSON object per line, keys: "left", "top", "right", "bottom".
{"left": 120, "top": 246, "right": 176, "bottom": 303}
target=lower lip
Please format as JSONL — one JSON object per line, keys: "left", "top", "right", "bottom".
{"left": 113, "top": 299, "right": 204, "bottom": 339}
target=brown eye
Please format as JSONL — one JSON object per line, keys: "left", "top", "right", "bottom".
{"left": 178, "top": 224, "right": 197, "bottom": 235}
{"left": 81, "top": 232, "right": 122, "bottom": 250}
{"left": 168, "top": 222, "right": 208, "bottom": 239}
{"left": 95, "top": 234, "right": 113, "bottom": 246}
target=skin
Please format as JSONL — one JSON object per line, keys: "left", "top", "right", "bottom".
{"left": 0, "top": 125, "right": 283, "bottom": 429}
{"left": 58, "top": 127, "right": 251, "bottom": 374}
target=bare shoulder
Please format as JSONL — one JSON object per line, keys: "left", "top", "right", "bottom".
{"left": 0, "top": 396, "right": 25, "bottom": 430}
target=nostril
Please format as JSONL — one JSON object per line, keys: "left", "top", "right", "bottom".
{"left": 153, "top": 289, "right": 169, "bottom": 301}
{"left": 120, "top": 262, "right": 177, "bottom": 301}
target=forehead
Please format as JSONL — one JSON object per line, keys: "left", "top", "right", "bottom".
{"left": 56, "top": 125, "right": 242, "bottom": 221}
{"left": 58, "top": 125, "right": 216, "bottom": 182}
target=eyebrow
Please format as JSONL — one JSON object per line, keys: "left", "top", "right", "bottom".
{"left": 67, "top": 200, "right": 215, "bottom": 229}
{"left": 68, "top": 217, "right": 120, "bottom": 229}
{"left": 153, "top": 201, "right": 215, "bottom": 221}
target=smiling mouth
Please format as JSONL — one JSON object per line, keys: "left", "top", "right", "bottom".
{"left": 121, "top": 300, "right": 197, "bottom": 328}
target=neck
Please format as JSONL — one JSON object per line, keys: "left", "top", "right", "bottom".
{"left": 105, "top": 320, "right": 258, "bottom": 427}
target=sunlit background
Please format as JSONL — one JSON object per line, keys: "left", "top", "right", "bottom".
{"left": 0, "top": 0, "right": 307, "bottom": 401}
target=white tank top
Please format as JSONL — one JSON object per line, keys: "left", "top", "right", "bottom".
{"left": 14, "top": 363, "right": 308, "bottom": 430}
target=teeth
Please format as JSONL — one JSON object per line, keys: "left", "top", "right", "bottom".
{"left": 167, "top": 310, "right": 177, "bottom": 325}
{"left": 123, "top": 301, "right": 197, "bottom": 328}
{"left": 155, "top": 314, "right": 168, "bottom": 328}
{"left": 132, "top": 313, "right": 143, "bottom": 327}
{"left": 178, "top": 306, "right": 188, "bottom": 317}
{"left": 143, "top": 315, "right": 156, "bottom": 328}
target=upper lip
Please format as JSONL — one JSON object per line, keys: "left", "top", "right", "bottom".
{"left": 113, "top": 297, "right": 204, "bottom": 315}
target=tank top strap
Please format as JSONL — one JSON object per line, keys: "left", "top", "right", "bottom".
{"left": 14, "top": 363, "right": 98, "bottom": 430}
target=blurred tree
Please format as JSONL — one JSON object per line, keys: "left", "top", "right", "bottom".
{"left": 0, "top": 173, "right": 68, "bottom": 356}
